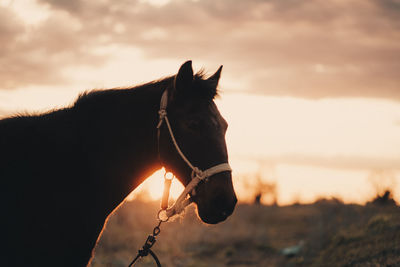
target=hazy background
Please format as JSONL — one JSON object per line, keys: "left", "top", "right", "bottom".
{"left": 1, "top": 0, "right": 399, "bottom": 204}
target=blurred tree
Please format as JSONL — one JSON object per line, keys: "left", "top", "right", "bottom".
{"left": 243, "top": 164, "right": 278, "bottom": 205}
{"left": 368, "top": 169, "right": 396, "bottom": 196}
{"left": 370, "top": 190, "right": 397, "bottom": 206}
{"left": 368, "top": 169, "right": 397, "bottom": 206}
{"left": 253, "top": 173, "right": 277, "bottom": 205}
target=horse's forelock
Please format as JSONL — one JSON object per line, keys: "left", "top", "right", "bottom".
{"left": 175, "top": 70, "right": 219, "bottom": 103}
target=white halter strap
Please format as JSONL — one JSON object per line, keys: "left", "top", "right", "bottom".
{"left": 157, "top": 89, "right": 232, "bottom": 218}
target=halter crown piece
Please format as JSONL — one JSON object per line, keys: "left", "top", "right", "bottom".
{"left": 156, "top": 89, "right": 232, "bottom": 219}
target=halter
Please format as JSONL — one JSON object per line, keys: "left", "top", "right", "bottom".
{"left": 156, "top": 89, "right": 232, "bottom": 219}
{"left": 128, "top": 88, "right": 232, "bottom": 266}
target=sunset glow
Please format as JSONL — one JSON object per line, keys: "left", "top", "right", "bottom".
{"left": 127, "top": 168, "right": 184, "bottom": 201}
{"left": 1, "top": 0, "right": 399, "bottom": 205}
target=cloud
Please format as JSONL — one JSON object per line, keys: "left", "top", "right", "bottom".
{"left": 0, "top": 4, "right": 108, "bottom": 89}
{"left": 1, "top": 0, "right": 399, "bottom": 100}
{"left": 246, "top": 154, "right": 400, "bottom": 171}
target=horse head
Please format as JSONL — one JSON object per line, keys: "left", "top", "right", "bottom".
{"left": 159, "top": 61, "right": 237, "bottom": 224}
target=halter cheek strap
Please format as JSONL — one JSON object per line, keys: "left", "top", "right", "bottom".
{"left": 156, "top": 89, "right": 232, "bottom": 219}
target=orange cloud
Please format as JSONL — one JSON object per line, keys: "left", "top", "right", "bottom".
{"left": 1, "top": 0, "right": 399, "bottom": 100}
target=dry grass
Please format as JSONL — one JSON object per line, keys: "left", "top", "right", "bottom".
{"left": 90, "top": 197, "right": 400, "bottom": 267}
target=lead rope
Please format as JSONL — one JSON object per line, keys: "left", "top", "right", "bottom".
{"left": 127, "top": 220, "right": 164, "bottom": 267}
{"left": 128, "top": 174, "right": 172, "bottom": 267}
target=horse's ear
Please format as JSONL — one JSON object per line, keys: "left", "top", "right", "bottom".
{"left": 173, "top": 60, "right": 193, "bottom": 94}
{"left": 207, "top": 65, "right": 223, "bottom": 89}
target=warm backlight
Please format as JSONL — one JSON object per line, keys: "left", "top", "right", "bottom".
{"left": 127, "top": 168, "right": 184, "bottom": 201}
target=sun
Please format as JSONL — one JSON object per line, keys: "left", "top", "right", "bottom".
{"left": 127, "top": 168, "right": 185, "bottom": 202}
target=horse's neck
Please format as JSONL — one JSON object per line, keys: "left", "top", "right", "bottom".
{"left": 77, "top": 85, "right": 164, "bottom": 215}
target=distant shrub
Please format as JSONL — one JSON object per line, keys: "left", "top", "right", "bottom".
{"left": 313, "top": 196, "right": 344, "bottom": 205}
{"left": 368, "top": 190, "right": 397, "bottom": 206}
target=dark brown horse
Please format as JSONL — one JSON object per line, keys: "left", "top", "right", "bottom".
{"left": 0, "top": 61, "right": 237, "bottom": 266}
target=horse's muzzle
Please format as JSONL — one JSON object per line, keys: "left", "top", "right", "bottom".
{"left": 192, "top": 171, "right": 237, "bottom": 224}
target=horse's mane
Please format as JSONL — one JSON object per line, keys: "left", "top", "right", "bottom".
{"left": 1, "top": 70, "right": 219, "bottom": 123}
{"left": 74, "top": 71, "right": 219, "bottom": 109}
{"left": 190, "top": 70, "right": 220, "bottom": 101}
{"left": 74, "top": 76, "right": 174, "bottom": 108}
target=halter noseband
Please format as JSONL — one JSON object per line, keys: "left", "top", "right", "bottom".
{"left": 156, "top": 89, "right": 232, "bottom": 219}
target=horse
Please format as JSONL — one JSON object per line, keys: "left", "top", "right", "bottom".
{"left": 0, "top": 60, "right": 237, "bottom": 267}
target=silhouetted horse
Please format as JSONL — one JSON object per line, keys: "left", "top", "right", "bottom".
{"left": 0, "top": 61, "right": 237, "bottom": 266}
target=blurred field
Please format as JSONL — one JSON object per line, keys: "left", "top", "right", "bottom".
{"left": 91, "top": 194, "right": 400, "bottom": 267}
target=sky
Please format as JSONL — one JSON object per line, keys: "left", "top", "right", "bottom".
{"left": 1, "top": 0, "right": 400, "bottom": 204}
